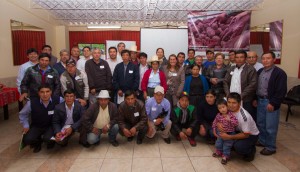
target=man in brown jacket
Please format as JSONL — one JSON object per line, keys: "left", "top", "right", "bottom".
{"left": 223, "top": 50, "right": 257, "bottom": 121}
{"left": 118, "top": 90, "right": 148, "bottom": 144}
{"left": 80, "top": 90, "right": 119, "bottom": 147}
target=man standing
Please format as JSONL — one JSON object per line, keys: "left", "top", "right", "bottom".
{"left": 19, "top": 84, "right": 61, "bottom": 153}
{"left": 203, "top": 49, "right": 216, "bottom": 68}
{"left": 218, "top": 92, "right": 259, "bottom": 162}
{"left": 85, "top": 48, "right": 112, "bottom": 104}
{"left": 113, "top": 49, "right": 139, "bottom": 104}
{"left": 16, "top": 48, "right": 39, "bottom": 93}
{"left": 20, "top": 53, "right": 61, "bottom": 101}
{"left": 53, "top": 49, "right": 70, "bottom": 76}
{"left": 146, "top": 86, "right": 172, "bottom": 144}
{"left": 184, "top": 49, "right": 195, "bottom": 66}
{"left": 223, "top": 50, "right": 257, "bottom": 121}
{"left": 117, "top": 42, "right": 126, "bottom": 61}
{"left": 107, "top": 47, "right": 122, "bottom": 75}
{"left": 60, "top": 59, "right": 89, "bottom": 107}
{"left": 80, "top": 90, "right": 119, "bottom": 147}
{"left": 118, "top": 90, "right": 148, "bottom": 144}
{"left": 255, "top": 51, "right": 287, "bottom": 155}
{"left": 228, "top": 50, "right": 236, "bottom": 66}
{"left": 77, "top": 46, "right": 92, "bottom": 72}
{"left": 70, "top": 46, "right": 80, "bottom": 62}
{"left": 137, "top": 52, "right": 149, "bottom": 101}
{"left": 42, "top": 45, "right": 58, "bottom": 67}
{"left": 177, "top": 52, "right": 186, "bottom": 67}
{"left": 171, "top": 92, "right": 198, "bottom": 147}
{"left": 129, "top": 45, "right": 139, "bottom": 65}
{"left": 247, "top": 51, "right": 264, "bottom": 71}
{"left": 53, "top": 89, "right": 84, "bottom": 146}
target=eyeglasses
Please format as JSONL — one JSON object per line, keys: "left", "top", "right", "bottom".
{"left": 247, "top": 56, "right": 257, "bottom": 59}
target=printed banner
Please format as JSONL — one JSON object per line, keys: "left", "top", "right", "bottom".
{"left": 269, "top": 20, "right": 283, "bottom": 63}
{"left": 188, "top": 11, "right": 251, "bottom": 52}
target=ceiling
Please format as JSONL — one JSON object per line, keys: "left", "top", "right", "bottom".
{"left": 31, "top": 0, "right": 264, "bottom": 27}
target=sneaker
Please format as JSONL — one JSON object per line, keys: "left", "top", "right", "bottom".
{"left": 212, "top": 151, "right": 222, "bottom": 157}
{"left": 260, "top": 148, "right": 276, "bottom": 156}
{"left": 136, "top": 139, "right": 143, "bottom": 145}
{"left": 221, "top": 157, "right": 228, "bottom": 165}
{"left": 110, "top": 140, "right": 119, "bottom": 147}
{"left": 187, "top": 137, "right": 196, "bottom": 147}
{"left": 163, "top": 137, "right": 171, "bottom": 144}
{"left": 127, "top": 137, "right": 134, "bottom": 142}
{"left": 33, "top": 144, "right": 41, "bottom": 153}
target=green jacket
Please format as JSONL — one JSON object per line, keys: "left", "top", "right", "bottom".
{"left": 171, "top": 105, "right": 198, "bottom": 133}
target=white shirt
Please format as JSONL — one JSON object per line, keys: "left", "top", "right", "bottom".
{"left": 230, "top": 64, "right": 245, "bottom": 94}
{"left": 107, "top": 58, "right": 122, "bottom": 75}
{"left": 234, "top": 107, "right": 259, "bottom": 135}
{"left": 94, "top": 106, "right": 110, "bottom": 129}
{"left": 76, "top": 57, "right": 92, "bottom": 72}
{"left": 64, "top": 103, "right": 74, "bottom": 125}
{"left": 16, "top": 61, "right": 37, "bottom": 93}
{"left": 139, "top": 64, "right": 149, "bottom": 90}
{"left": 253, "top": 62, "right": 264, "bottom": 71}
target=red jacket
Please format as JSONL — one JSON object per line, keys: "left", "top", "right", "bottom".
{"left": 141, "top": 69, "right": 168, "bottom": 92}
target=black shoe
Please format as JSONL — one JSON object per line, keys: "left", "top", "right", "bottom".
{"left": 136, "top": 139, "right": 143, "bottom": 145}
{"left": 127, "top": 137, "right": 134, "bottom": 142}
{"left": 110, "top": 140, "right": 119, "bottom": 147}
{"left": 47, "top": 141, "right": 55, "bottom": 149}
{"left": 256, "top": 141, "right": 265, "bottom": 147}
{"left": 33, "top": 144, "right": 41, "bottom": 153}
{"left": 79, "top": 142, "right": 91, "bottom": 148}
{"left": 260, "top": 148, "right": 276, "bottom": 155}
{"left": 94, "top": 140, "right": 100, "bottom": 146}
{"left": 243, "top": 147, "right": 256, "bottom": 162}
{"left": 163, "top": 137, "right": 171, "bottom": 144}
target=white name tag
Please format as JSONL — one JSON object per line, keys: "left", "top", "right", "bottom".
{"left": 151, "top": 107, "right": 157, "bottom": 111}
{"left": 134, "top": 112, "right": 139, "bottom": 117}
{"left": 172, "top": 73, "right": 177, "bottom": 76}
{"left": 129, "top": 70, "right": 133, "bottom": 74}
{"left": 75, "top": 76, "right": 81, "bottom": 80}
{"left": 149, "top": 75, "right": 153, "bottom": 78}
{"left": 47, "top": 75, "right": 53, "bottom": 78}
{"left": 100, "top": 65, "right": 105, "bottom": 69}
{"left": 48, "top": 110, "right": 54, "bottom": 115}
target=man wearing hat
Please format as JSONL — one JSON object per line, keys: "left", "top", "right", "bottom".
{"left": 80, "top": 90, "right": 119, "bottom": 147}
{"left": 52, "top": 89, "right": 85, "bottom": 146}
{"left": 170, "top": 92, "right": 198, "bottom": 146}
{"left": 118, "top": 90, "right": 148, "bottom": 144}
{"left": 113, "top": 49, "right": 139, "bottom": 105}
{"left": 141, "top": 55, "right": 167, "bottom": 100}
{"left": 60, "top": 59, "right": 89, "bottom": 107}
{"left": 203, "top": 49, "right": 216, "bottom": 68}
{"left": 129, "top": 45, "right": 139, "bottom": 65}
{"left": 145, "top": 86, "right": 172, "bottom": 144}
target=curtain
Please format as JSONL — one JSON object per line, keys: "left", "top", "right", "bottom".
{"left": 69, "top": 31, "right": 140, "bottom": 51}
{"left": 12, "top": 30, "right": 45, "bottom": 65}
{"left": 250, "top": 32, "right": 270, "bottom": 53}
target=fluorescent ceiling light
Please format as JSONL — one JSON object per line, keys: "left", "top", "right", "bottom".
{"left": 178, "top": 26, "right": 188, "bottom": 28}
{"left": 87, "top": 25, "right": 121, "bottom": 29}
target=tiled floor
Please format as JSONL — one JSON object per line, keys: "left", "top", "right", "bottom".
{"left": 0, "top": 103, "right": 300, "bottom": 172}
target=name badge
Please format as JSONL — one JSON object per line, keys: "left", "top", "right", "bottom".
{"left": 151, "top": 107, "right": 157, "bottom": 111}
{"left": 129, "top": 70, "right": 133, "bottom": 74}
{"left": 75, "top": 76, "right": 81, "bottom": 80}
{"left": 47, "top": 75, "right": 53, "bottom": 78}
{"left": 149, "top": 75, "right": 153, "bottom": 78}
{"left": 100, "top": 65, "right": 105, "bottom": 69}
{"left": 48, "top": 110, "right": 54, "bottom": 115}
{"left": 134, "top": 112, "right": 139, "bottom": 117}
{"left": 172, "top": 73, "right": 177, "bottom": 76}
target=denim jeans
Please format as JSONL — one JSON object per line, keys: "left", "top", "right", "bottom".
{"left": 257, "top": 98, "right": 280, "bottom": 151}
{"left": 87, "top": 124, "right": 119, "bottom": 145}
{"left": 215, "top": 131, "right": 235, "bottom": 157}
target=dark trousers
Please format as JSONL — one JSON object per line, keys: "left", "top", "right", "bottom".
{"left": 136, "top": 90, "right": 145, "bottom": 103}
{"left": 170, "top": 124, "right": 199, "bottom": 139}
{"left": 243, "top": 101, "right": 257, "bottom": 122}
{"left": 23, "top": 126, "right": 54, "bottom": 146}
{"left": 233, "top": 134, "right": 258, "bottom": 156}
{"left": 119, "top": 123, "right": 148, "bottom": 141}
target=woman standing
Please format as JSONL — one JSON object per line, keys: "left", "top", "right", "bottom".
{"left": 183, "top": 64, "right": 209, "bottom": 107}
{"left": 156, "top": 48, "right": 168, "bottom": 67}
{"left": 141, "top": 55, "right": 167, "bottom": 100}
{"left": 198, "top": 90, "right": 218, "bottom": 144}
{"left": 162, "top": 54, "right": 185, "bottom": 107}
{"left": 205, "top": 53, "right": 228, "bottom": 99}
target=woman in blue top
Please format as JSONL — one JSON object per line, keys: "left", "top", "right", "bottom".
{"left": 184, "top": 64, "right": 209, "bottom": 108}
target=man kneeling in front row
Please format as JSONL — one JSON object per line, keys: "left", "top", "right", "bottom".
{"left": 80, "top": 90, "right": 119, "bottom": 147}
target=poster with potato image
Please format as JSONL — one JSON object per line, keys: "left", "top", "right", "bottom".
{"left": 188, "top": 11, "right": 251, "bottom": 52}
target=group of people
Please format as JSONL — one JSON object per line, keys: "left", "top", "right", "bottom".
{"left": 16, "top": 42, "right": 287, "bottom": 165}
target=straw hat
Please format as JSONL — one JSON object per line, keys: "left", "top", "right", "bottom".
{"left": 128, "top": 45, "right": 139, "bottom": 52}
{"left": 96, "top": 90, "right": 110, "bottom": 99}
{"left": 147, "top": 55, "right": 163, "bottom": 65}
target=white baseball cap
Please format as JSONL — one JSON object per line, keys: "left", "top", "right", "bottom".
{"left": 154, "top": 85, "right": 164, "bottom": 94}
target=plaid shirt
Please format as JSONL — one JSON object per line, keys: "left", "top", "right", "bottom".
{"left": 20, "top": 64, "right": 61, "bottom": 97}
{"left": 212, "top": 111, "right": 238, "bottom": 133}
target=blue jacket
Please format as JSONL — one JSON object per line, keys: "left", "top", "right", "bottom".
{"left": 184, "top": 75, "right": 209, "bottom": 95}
{"left": 113, "top": 62, "right": 139, "bottom": 92}
{"left": 257, "top": 66, "right": 287, "bottom": 110}
{"left": 53, "top": 62, "right": 66, "bottom": 76}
